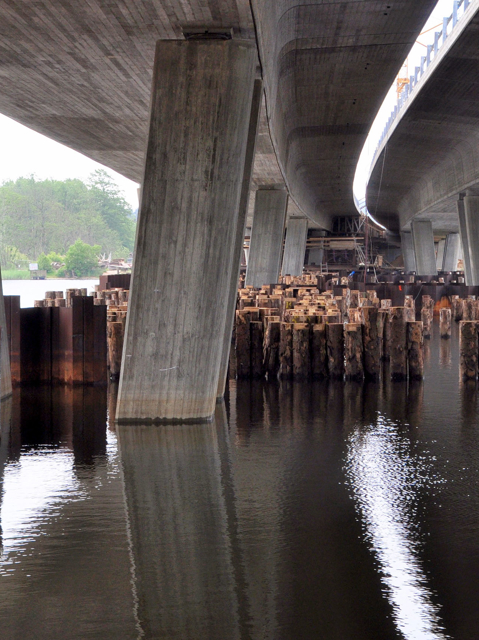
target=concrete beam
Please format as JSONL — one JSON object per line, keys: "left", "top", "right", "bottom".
{"left": 411, "top": 220, "right": 437, "bottom": 276}
{"left": 443, "top": 233, "right": 460, "bottom": 272}
{"left": 116, "top": 39, "right": 257, "bottom": 422}
{"left": 281, "top": 218, "right": 308, "bottom": 277}
{"left": 245, "top": 187, "right": 288, "bottom": 288}
{"left": 400, "top": 232, "right": 416, "bottom": 272}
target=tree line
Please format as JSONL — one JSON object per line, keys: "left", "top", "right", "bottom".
{"left": 0, "top": 169, "right": 137, "bottom": 273}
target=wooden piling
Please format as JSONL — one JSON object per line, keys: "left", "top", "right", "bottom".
{"left": 279, "top": 323, "right": 293, "bottom": 379}
{"left": 407, "top": 321, "right": 424, "bottom": 380}
{"left": 326, "top": 323, "right": 344, "bottom": 379}
{"left": 404, "top": 294, "right": 415, "bottom": 321}
{"left": 263, "top": 320, "right": 281, "bottom": 379}
{"left": 451, "top": 296, "right": 463, "bottom": 322}
{"left": 344, "top": 323, "right": 364, "bottom": 381}
{"left": 107, "top": 322, "right": 123, "bottom": 380}
{"left": 362, "top": 306, "right": 383, "bottom": 380}
{"left": 440, "top": 308, "right": 452, "bottom": 339}
{"left": 463, "top": 298, "right": 475, "bottom": 322}
{"left": 460, "top": 321, "right": 478, "bottom": 381}
{"left": 382, "top": 308, "right": 391, "bottom": 360}
{"left": 421, "top": 306, "right": 433, "bottom": 338}
{"left": 390, "top": 307, "right": 407, "bottom": 380}
{"left": 250, "top": 321, "right": 264, "bottom": 379}
{"left": 311, "top": 324, "right": 328, "bottom": 379}
{"left": 293, "top": 323, "right": 311, "bottom": 380}
{"left": 235, "top": 311, "right": 251, "bottom": 378}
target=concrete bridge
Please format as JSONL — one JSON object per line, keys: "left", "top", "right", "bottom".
{"left": 367, "top": 0, "right": 479, "bottom": 282}
{"left": 0, "top": 0, "right": 437, "bottom": 420}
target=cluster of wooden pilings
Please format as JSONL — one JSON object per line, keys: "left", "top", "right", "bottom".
{"left": 233, "top": 285, "right": 425, "bottom": 382}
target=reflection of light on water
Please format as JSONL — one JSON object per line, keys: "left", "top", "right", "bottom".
{"left": 0, "top": 448, "right": 86, "bottom": 564}
{"left": 345, "top": 416, "right": 449, "bottom": 640}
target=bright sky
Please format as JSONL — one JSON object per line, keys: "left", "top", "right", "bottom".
{"left": 0, "top": 0, "right": 454, "bottom": 214}
{"left": 0, "top": 114, "right": 140, "bottom": 210}
{"left": 354, "top": 0, "right": 458, "bottom": 204}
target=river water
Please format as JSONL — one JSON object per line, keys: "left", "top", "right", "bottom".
{"left": 0, "top": 302, "right": 478, "bottom": 638}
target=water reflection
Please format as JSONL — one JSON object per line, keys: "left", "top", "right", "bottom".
{"left": 0, "top": 385, "right": 136, "bottom": 640}
{"left": 117, "top": 409, "right": 241, "bottom": 639}
{"left": 346, "top": 415, "right": 448, "bottom": 639}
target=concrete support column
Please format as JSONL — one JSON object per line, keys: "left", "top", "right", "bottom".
{"left": 281, "top": 218, "right": 308, "bottom": 277}
{"left": 411, "top": 220, "right": 437, "bottom": 276}
{"left": 116, "top": 39, "right": 257, "bottom": 422}
{"left": 245, "top": 187, "right": 288, "bottom": 288}
{"left": 436, "top": 239, "right": 445, "bottom": 271}
{"left": 463, "top": 192, "right": 479, "bottom": 286}
{"left": 216, "top": 79, "right": 262, "bottom": 399}
{"left": 400, "top": 231, "right": 416, "bottom": 272}
{"left": 457, "top": 196, "right": 473, "bottom": 284}
{"left": 442, "top": 233, "right": 460, "bottom": 272}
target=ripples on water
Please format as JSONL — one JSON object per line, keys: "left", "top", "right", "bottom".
{"left": 0, "top": 323, "right": 478, "bottom": 638}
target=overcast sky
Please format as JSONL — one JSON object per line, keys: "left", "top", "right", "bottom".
{"left": 0, "top": 0, "right": 455, "bottom": 214}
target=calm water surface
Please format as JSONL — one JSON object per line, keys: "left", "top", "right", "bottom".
{"left": 0, "top": 322, "right": 478, "bottom": 639}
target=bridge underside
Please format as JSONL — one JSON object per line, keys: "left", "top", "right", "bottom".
{"left": 0, "top": 0, "right": 438, "bottom": 419}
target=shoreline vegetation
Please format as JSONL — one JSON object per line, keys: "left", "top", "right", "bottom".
{"left": 0, "top": 170, "right": 136, "bottom": 278}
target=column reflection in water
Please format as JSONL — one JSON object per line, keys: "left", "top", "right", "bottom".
{"left": 117, "top": 408, "right": 241, "bottom": 640}
{"left": 0, "top": 386, "right": 136, "bottom": 639}
{"left": 345, "top": 378, "right": 448, "bottom": 640}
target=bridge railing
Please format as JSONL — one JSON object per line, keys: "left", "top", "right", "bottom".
{"left": 372, "top": 0, "right": 471, "bottom": 165}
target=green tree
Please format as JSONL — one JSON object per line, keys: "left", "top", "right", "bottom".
{"left": 65, "top": 240, "right": 101, "bottom": 277}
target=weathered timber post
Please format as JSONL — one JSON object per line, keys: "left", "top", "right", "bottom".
{"left": 235, "top": 311, "right": 251, "bottom": 378}
{"left": 407, "top": 321, "right": 424, "bottom": 380}
{"left": 326, "top": 323, "right": 344, "bottom": 379}
{"left": 421, "top": 298, "right": 433, "bottom": 338}
{"left": 348, "top": 308, "right": 362, "bottom": 323}
{"left": 459, "top": 321, "right": 479, "bottom": 380}
{"left": 263, "top": 320, "right": 281, "bottom": 378}
{"left": 250, "top": 321, "right": 264, "bottom": 379}
{"left": 440, "top": 308, "right": 452, "bottom": 339}
{"left": 451, "top": 296, "right": 463, "bottom": 322}
{"left": 463, "top": 298, "right": 475, "bottom": 321}
{"left": 382, "top": 308, "right": 391, "bottom": 360}
{"left": 311, "top": 324, "right": 328, "bottom": 379}
{"left": 350, "top": 290, "right": 360, "bottom": 308}
{"left": 344, "top": 323, "right": 364, "bottom": 381}
{"left": 279, "top": 323, "right": 293, "bottom": 379}
{"left": 380, "top": 299, "right": 392, "bottom": 309}
{"left": 293, "top": 323, "right": 311, "bottom": 380}
{"left": 362, "top": 306, "right": 383, "bottom": 380}
{"left": 107, "top": 321, "right": 124, "bottom": 380}
{"left": 390, "top": 307, "right": 408, "bottom": 380}
{"left": 404, "top": 294, "right": 415, "bottom": 321}
{"left": 34, "top": 300, "right": 44, "bottom": 308}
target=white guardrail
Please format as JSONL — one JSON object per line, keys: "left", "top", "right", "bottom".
{"left": 374, "top": 0, "right": 471, "bottom": 158}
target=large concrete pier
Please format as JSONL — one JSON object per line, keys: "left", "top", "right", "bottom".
{"left": 116, "top": 40, "right": 257, "bottom": 422}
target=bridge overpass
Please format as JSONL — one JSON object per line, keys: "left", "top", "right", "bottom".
{"left": 0, "top": 0, "right": 437, "bottom": 420}
{"left": 367, "top": 0, "right": 479, "bottom": 282}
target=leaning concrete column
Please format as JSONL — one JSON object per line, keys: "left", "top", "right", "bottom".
{"left": 411, "top": 220, "right": 437, "bottom": 276}
{"left": 400, "top": 231, "right": 416, "bottom": 272}
{"left": 463, "top": 192, "right": 479, "bottom": 286}
{"left": 116, "top": 39, "right": 257, "bottom": 422}
{"left": 442, "top": 233, "right": 460, "bottom": 272}
{"left": 0, "top": 272, "right": 12, "bottom": 399}
{"left": 216, "top": 79, "right": 262, "bottom": 399}
{"left": 435, "top": 239, "right": 445, "bottom": 271}
{"left": 281, "top": 217, "right": 308, "bottom": 277}
{"left": 457, "top": 196, "right": 473, "bottom": 284}
{"left": 245, "top": 186, "right": 288, "bottom": 288}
